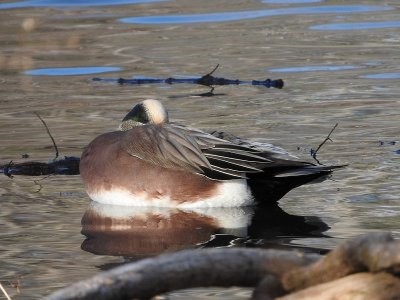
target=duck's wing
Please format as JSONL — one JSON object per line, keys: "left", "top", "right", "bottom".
{"left": 208, "top": 130, "right": 295, "bottom": 159}
{"left": 121, "top": 124, "right": 270, "bottom": 180}
{"left": 208, "top": 130, "right": 346, "bottom": 177}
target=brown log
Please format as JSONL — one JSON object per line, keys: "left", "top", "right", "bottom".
{"left": 251, "top": 274, "right": 285, "bottom": 300}
{"left": 45, "top": 248, "right": 319, "bottom": 300}
{"left": 282, "top": 232, "right": 400, "bottom": 291}
{"left": 278, "top": 272, "right": 400, "bottom": 300}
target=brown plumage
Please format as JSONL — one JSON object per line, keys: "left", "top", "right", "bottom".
{"left": 80, "top": 99, "right": 342, "bottom": 207}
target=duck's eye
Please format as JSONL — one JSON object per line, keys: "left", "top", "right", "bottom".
{"left": 122, "top": 104, "right": 150, "bottom": 124}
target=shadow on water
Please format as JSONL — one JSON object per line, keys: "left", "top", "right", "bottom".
{"left": 81, "top": 201, "right": 329, "bottom": 269}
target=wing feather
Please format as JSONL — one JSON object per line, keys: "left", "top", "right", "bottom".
{"left": 121, "top": 123, "right": 269, "bottom": 180}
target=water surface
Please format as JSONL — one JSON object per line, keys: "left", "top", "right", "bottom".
{"left": 0, "top": 0, "right": 399, "bottom": 299}
{"left": 311, "top": 20, "right": 400, "bottom": 30}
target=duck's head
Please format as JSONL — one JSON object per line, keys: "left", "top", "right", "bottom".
{"left": 119, "top": 99, "right": 169, "bottom": 131}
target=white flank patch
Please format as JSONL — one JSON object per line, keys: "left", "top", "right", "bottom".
{"left": 179, "top": 179, "right": 254, "bottom": 208}
{"left": 88, "top": 189, "right": 176, "bottom": 207}
{"left": 88, "top": 179, "right": 254, "bottom": 208}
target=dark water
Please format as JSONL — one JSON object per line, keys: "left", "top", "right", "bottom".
{"left": 0, "top": 0, "right": 399, "bottom": 299}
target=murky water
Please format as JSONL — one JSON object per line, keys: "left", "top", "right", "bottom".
{"left": 0, "top": 0, "right": 399, "bottom": 298}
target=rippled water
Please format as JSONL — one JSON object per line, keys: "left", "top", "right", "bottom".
{"left": 0, "top": 0, "right": 399, "bottom": 299}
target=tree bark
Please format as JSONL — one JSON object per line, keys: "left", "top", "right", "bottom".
{"left": 282, "top": 232, "right": 400, "bottom": 291}
{"left": 279, "top": 272, "right": 400, "bottom": 300}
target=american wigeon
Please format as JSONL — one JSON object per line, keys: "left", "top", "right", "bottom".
{"left": 80, "top": 99, "right": 341, "bottom": 207}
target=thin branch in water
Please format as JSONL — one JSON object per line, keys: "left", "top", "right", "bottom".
{"left": 311, "top": 123, "right": 338, "bottom": 165}
{"left": 4, "top": 160, "right": 14, "bottom": 178}
{"left": 34, "top": 112, "right": 59, "bottom": 160}
{"left": 205, "top": 64, "right": 220, "bottom": 77}
{"left": 0, "top": 283, "right": 12, "bottom": 300}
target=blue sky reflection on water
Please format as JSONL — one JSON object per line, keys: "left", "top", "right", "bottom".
{"left": 262, "top": 0, "right": 323, "bottom": 4}
{"left": 361, "top": 73, "right": 400, "bottom": 79}
{"left": 24, "top": 67, "right": 122, "bottom": 76}
{"left": 119, "top": 5, "right": 391, "bottom": 24}
{"left": 269, "top": 65, "right": 361, "bottom": 73}
{"left": 311, "top": 21, "right": 400, "bottom": 30}
{"left": 0, "top": 0, "right": 167, "bottom": 9}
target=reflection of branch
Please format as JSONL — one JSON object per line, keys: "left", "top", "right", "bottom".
{"left": 311, "top": 123, "right": 338, "bottom": 165}
{"left": 34, "top": 112, "right": 59, "bottom": 160}
{"left": 34, "top": 174, "right": 53, "bottom": 192}
{"left": 197, "top": 87, "right": 215, "bottom": 97}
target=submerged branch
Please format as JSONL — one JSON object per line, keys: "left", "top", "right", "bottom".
{"left": 0, "top": 157, "right": 80, "bottom": 177}
{"left": 93, "top": 65, "right": 284, "bottom": 89}
{"left": 0, "top": 113, "right": 79, "bottom": 177}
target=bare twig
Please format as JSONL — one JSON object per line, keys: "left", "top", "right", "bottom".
{"left": 0, "top": 283, "right": 12, "bottom": 300}
{"left": 311, "top": 123, "right": 338, "bottom": 164}
{"left": 205, "top": 64, "right": 220, "bottom": 76}
{"left": 4, "top": 160, "right": 14, "bottom": 178}
{"left": 34, "top": 112, "right": 59, "bottom": 160}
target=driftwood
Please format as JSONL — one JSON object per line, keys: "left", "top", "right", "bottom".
{"left": 45, "top": 248, "right": 319, "bottom": 300}
{"left": 45, "top": 233, "right": 400, "bottom": 300}
{"left": 282, "top": 232, "right": 400, "bottom": 291}
{"left": 278, "top": 272, "right": 400, "bottom": 300}
{"left": 93, "top": 65, "right": 284, "bottom": 89}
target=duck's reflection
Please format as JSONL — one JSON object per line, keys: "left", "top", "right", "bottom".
{"left": 81, "top": 201, "right": 329, "bottom": 258}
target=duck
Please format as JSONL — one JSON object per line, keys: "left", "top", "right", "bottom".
{"left": 80, "top": 99, "right": 342, "bottom": 207}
